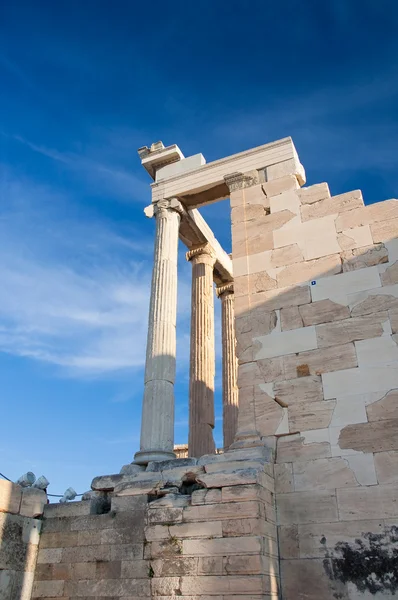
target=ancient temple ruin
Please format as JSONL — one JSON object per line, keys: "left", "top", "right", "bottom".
{"left": 1, "top": 137, "right": 398, "bottom": 599}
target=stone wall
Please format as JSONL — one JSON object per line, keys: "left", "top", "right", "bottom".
{"left": 32, "top": 446, "right": 278, "bottom": 599}
{"left": 0, "top": 479, "right": 46, "bottom": 599}
{"left": 230, "top": 170, "right": 398, "bottom": 599}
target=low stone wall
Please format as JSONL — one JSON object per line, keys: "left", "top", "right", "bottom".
{"left": 32, "top": 445, "right": 278, "bottom": 599}
{"left": 0, "top": 479, "right": 46, "bottom": 599}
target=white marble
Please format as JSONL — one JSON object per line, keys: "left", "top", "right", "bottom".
{"left": 311, "top": 266, "right": 381, "bottom": 304}
{"left": 274, "top": 214, "right": 341, "bottom": 261}
{"left": 355, "top": 335, "right": 398, "bottom": 367}
{"left": 323, "top": 366, "right": 398, "bottom": 400}
{"left": 254, "top": 325, "right": 318, "bottom": 360}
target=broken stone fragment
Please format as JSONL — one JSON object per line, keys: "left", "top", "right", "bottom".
{"left": 148, "top": 494, "right": 191, "bottom": 508}
{"left": 119, "top": 463, "right": 145, "bottom": 475}
{"left": 146, "top": 457, "right": 198, "bottom": 472}
{"left": 91, "top": 473, "right": 125, "bottom": 491}
{"left": 113, "top": 472, "right": 164, "bottom": 496}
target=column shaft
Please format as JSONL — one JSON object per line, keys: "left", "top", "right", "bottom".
{"left": 218, "top": 285, "right": 239, "bottom": 449}
{"left": 134, "top": 200, "right": 181, "bottom": 465}
{"left": 187, "top": 246, "right": 216, "bottom": 457}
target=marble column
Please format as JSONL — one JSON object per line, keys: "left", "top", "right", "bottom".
{"left": 186, "top": 244, "right": 217, "bottom": 457}
{"left": 216, "top": 282, "right": 239, "bottom": 450}
{"left": 134, "top": 198, "right": 182, "bottom": 465}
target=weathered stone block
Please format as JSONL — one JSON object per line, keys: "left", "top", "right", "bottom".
{"left": 316, "top": 313, "right": 387, "bottom": 348}
{"left": 111, "top": 494, "right": 148, "bottom": 512}
{"left": 183, "top": 501, "right": 261, "bottom": 522}
{"left": 277, "top": 254, "right": 342, "bottom": 287}
{"left": 169, "top": 521, "right": 223, "bottom": 539}
{"left": 198, "top": 468, "right": 263, "bottom": 489}
{"left": 338, "top": 225, "right": 373, "bottom": 251}
{"left": 151, "top": 556, "right": 198, "bottom": 577}
{"left": 280, "top": 558, "right": 346, "bottom": 600}
{"left": 277, "top": 490, "right": 338, "bottom": 524}
{"left": 337, "top": 484, "right": 398, "bottom": 520}
{"left": 277, "top": 433, "right": 331, "bottom": 463}
{"left": 262, "top": 174, "right": 299, "bottom": 197}
{"left": 374, "top": 451, "right": 398, "bottom": 484}
{"left": 371, "top": 216, "right": 398, "bottom": 242}
{"left": 222, "top": 517, "right": 275, "bottom": 538}
{"left": 31, "top": 579, "right": 64, "bottom": 598}
{"left": 278, "top": 524, "right": 299, "bottom": 558}
{"left": 297, "top": 182, "right": 330, "bottom": 205}
{"left": 339, "top": 418, "right": 398, "bottom": 453}
{"left": 20, "top": 488, "right": 46, "bottom": 518}
{"left": 274, "top": 464, "right": 294, "bottom": 493}
{"left": 351, "top": 292, "right": 398, "bottom": 316}
{"left": 288, "top": 399, "right": 336, "bottom": 431}
{"left": 381, "top": 260, "right": 398, "bottom": 286}
{"left": 147, "top": 506, "right": 183, "bottom": 524}
{"left": 274, "top": 375, "right": 323, "bottom": 406}
{"left": 40, "top": 531, "right": 78, "bottom": 549}
{"left": 0, "top": 480, "right": 22, "bottom": 514}
{"left": 341, "top": 243, "right": 388, "bottom": 272}
{"left": 280, "top": 306, "right": 303, "bottom": 331}
{"left": 293, "top": 457, "right": 358, "bottom": 491}
{"left": 44, "top": 501, "right": 92, "bottom": 519}
{"left": 301, "top": 189, "right": 363, "bottom": 221}
{"left": 283, "top": 342, "right": 357, "bottom": 379}
{"left": 336, "top": 199, "right": 398, "bottom": 230}
{"left": 91, "top": 473, "right": 124, "bottom": 491}
{"left": 366, "top": 389, "right": 398, "bottom": 422}
{"left": 270, "top": 243, "right": 304, "bottom": 268}
{"left": 180, "top": 574, "right": 267, "bottom": 595}
{"left": 37, "top": 548, "right": 63, "bottom": 564}
{"left": 244, "top": 284, "right": 311, "bottom": 312}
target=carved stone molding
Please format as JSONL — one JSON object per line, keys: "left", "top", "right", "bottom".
{"left": 224, "top": 171, "right": 259, "bottom": 192}
{"left": 144, "top": 197, "right": 185, "bottom": 219}
{"left": 216, "top": 282, "right": 234, "bottom": 298}
{"left": 186, "top": 244, "right": 216, "bottom": 265}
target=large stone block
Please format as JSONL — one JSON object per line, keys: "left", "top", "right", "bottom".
{"left": 254, "top": 325, "right": 318, "bottom": 360}
{"left": 276, "top": 433, "right": 331, "bottom": 463}
{"left": 283, "top": 342, "right": 358, "bottom": 379}
{"left": 36, "top": 548, "right": 63, "bottom": 564}
{"left": 150, "top": 556, "right": 198, "bottom": 577}
{"left": 76, "top": 577, "right": 150, "bottom": 597}
{"left": 381, "top": 261, "right": 398, "bottom": 286}
{"left": 280, "top": 558, "right": 347, "bottom": 600}
{"left": 40, "top": 531, "right": 79, "bottom": 549}
{"left": 232, "top": 210, "right": 296, "bottom": 259}
{"left": 254, "top": 387, "right": 285, "bottom": 436}
{"left": 298, "top": 520, "right": 385, "bottom": 559}
{"left": 301, "top": 189, "right": 363, "bottom": 222}
{"left": 288, "top": 400, "right": 336, "bottom": 431}
{"left": 299, "top": 299, "right": 350, "bottom": 326}
{"left": 262, "top": 174, "right": 299, "bottom": 197}
{"left": 182, "top": 536, "right": 262, "bottom": 556}
{"left": 180, "top": 574, "right": 268, "bottom": 595}
{"left": 323, "top": 365, "right": 398, "bottom": 399}
{"left": 338, "top": 225, "right": 374, "bottom": 252}
{"left": 20, "top": 488, "right": 46, "bottom": 518}
{"left": 183, "top": 501, "right": 261, "bottom": 523}
{"left": 169, "top": 521, "right": 223, "bottom": 539}
{"left": 43, "top": 501, "right": 92, "bottom": 519}
{"left": 293, "top": 457, "right": 358, "bottom": 491}
{"left": 337, "top": 484, "right": 398, "bottom": 520}
{"left": 277, "top": 490, "right": 338, "bottom": 524}
{"left": 275, "top": 215, "right": 341, "bottom": 262}
{"left": 31, "top": 579, "right": 65, "bottom": 598}
{"left": 280, "top": 306, "right": 304, "bottom": 331}
{"left": 311, "top": 265, "right": 381, "bottom": 303}
{"left": 297, "top": 182, "right": 330, "bottom": 205}
{"left": 366, "top": 389, "right": 398, "bottom": 422}
{"left": 277, "top": 254, "right": 342, "bottom": 288}
{"left": 270, "top": 243, "right": 304, "bottom": 268}
{"left": 242, "top": 283, "right": 311, "bottom": 313}
{"left": 338, "top": 419, "right": 398, "bottom": 453}
{"left": 0, "top": 480, "right": 22, "bottom": 514}
{"left": 274, "top": 464, "right": 294, "bottom": 494}
{"left": 341, "top": 244, "right": 388, "bottom": 272}
{"left": 374, "top": 451, "right": 398, "bottom": 484}
{"left": 315, "top": 313, "right": 387, "bottom": 348}
{"left": 371, "top": 216, "right": 398, "bottom": 243}
{"left": 351, "top": 290, "right": 398, "bottom": 316}
{"left": 274, "top": 375, "right": 323, "bottom": 405}
{"left": 335, "top": 198, "right": 398, "bottom": 231}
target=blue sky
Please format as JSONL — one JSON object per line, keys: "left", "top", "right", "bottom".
{"left": 1, "top": 0, "right": 398, "bottom": 496}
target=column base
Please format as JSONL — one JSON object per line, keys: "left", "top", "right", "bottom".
{"left": 229, "top": 429, "right": 263, "bottom": 450}
{"left": 133, "top": 449, "right": 176, "bottom": 466}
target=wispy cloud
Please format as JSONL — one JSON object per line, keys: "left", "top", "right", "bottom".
{"left": 0, "top": 167, "right": 192, "bottom": 376}
{"left": 6, "top": 133, "right": 149, "bottom": 202}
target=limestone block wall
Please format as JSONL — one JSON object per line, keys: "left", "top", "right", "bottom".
{"left": 32, "top": 447, "right": 278, "bottom": 599}
{"left": 0, "top": 479, "right": 46, "bottom": 599}
{"left": 230, "top": 173, "right": 398, "bottom": 600}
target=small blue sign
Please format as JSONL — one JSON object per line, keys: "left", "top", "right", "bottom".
{"left": 311, "top": 280, "right": 316, "bottom": 286}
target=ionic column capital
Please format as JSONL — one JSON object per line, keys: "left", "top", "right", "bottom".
{"left": 216, "top": 281, "right": 234, "bottom": 299}
{"left": 224, "top": 171, "right": 259, "bottom": 192}
{"left": 144, "top": 197, "right": 185, "bottom": 219}
{"left": 186, "top": 244, "right": 216, "bottom": 267}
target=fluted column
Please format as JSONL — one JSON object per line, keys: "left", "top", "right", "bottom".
{"left": 134, "top": 198, "right": 182, "bottom": 465}
{"left": 216, "top": 282, "right": 239, "bottom": 450}
{"left": 187, "top": 245, "right": 216, "bottom": 457}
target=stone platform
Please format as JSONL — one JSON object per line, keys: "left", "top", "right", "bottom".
{"left": 32, "top": 445, "right": 279, "bottom": 599}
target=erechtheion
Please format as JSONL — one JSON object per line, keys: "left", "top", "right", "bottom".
{"left": 1, "top": 137, "right": 398, "bottom": 599}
